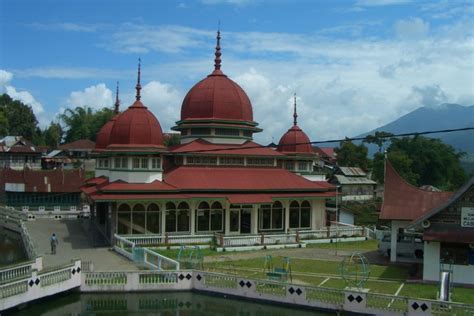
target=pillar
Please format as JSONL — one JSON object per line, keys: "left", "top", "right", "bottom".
{"left": 161, "top": 203, "right": 166, "bottom": 238}
{"left": 251, "top": 204, "right": 258, "bottom": 234}
{"left": 283, "top": 200, "right": 290, "bottom": 233}
{"left": 190, "top": 201, "right": 196, "bottom": 235}
{"left": 224, "top": 204, "right": 230, "bottom": 235}
{"left": 390, "top": 222, "right": 399, "bottom": 262}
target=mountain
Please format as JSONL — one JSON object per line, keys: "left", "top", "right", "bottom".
{"left": 357, "top": 103, "right": 474, "bottom": 156}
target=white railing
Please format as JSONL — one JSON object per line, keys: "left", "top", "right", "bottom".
{"left": 79, "top": 270, "right": 474, "bottom": 315}
{"left": 20, "top": 221, "right": 37, "bottom": 259}
{"left": 113, "top": 234, "right": 135, "bottom": 260}
{"left": 142, "top": 248, "right": 180, "bottom": 271}
{"left": 121, "top": 234, "right": 213, "bottom": 246}
{"left": 0, "top": 261, "right": 33, "bottom": 283}
{"left": 0, "top": 259, "right": 82, "bottom": 311}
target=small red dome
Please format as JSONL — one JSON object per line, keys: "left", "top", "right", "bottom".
{"left": 95, "top": 114, "right": 120, "bottom": 150}
{"left": 277, "top": 125, "right": 313, "bottom": 154}
{"left": 108, "top": 100, "right": 164, "bottom": 149}
{"left": 180, "top": 71, "right": 253, "bottom": 123}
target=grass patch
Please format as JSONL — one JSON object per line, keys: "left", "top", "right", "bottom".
{"left": 220, "top": 257, "right": 409, "bottom": 280}
{"left": 307, "top": 239, "right": 378, "bottom": 251}
{"left": 400, "top": 283, "right": 474, "bottom": 304}
{"left": 151, "top": 247, "right": 221, "bottom": 259}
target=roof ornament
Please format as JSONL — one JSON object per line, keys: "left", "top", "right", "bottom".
{"left": 214, "top": 24, "right": 222, "bottom": 71}
{"left": 293, "top": 93, "right": 298, "bottom": 126}
{"left": 135, "top": 58, "right": 142, "bottom": 101}
{"left": 114, "top": 81, "right": 120, "bottom": 114}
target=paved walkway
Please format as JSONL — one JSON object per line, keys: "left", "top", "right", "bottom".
{"left": 25, "top": 219, "right": 138, "bottom": 271}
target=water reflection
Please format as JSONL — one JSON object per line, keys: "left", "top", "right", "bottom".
{"left": 0, "top": 230, "right": 28, "bottom": 266}
{"left": 11, "top": 292, "right": 334, "bottom": 315}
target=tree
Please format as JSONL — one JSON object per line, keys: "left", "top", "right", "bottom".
{"left": 0, "top": 108, "right": 8, "bottom": 137}
{"left": 363, "top": 131, "right": 394, "bottom": 153}
{"left": 0, "top": 94, "right": 38, "bottom": 140}
{"left": 335, "top": 138, "right": 370, "bottom": 170}
{"left": 44, "top": 122, "right": 63, "bottom": 148}
{"left": 372, "top": 135, "right": 467, "bottom": 190}
{"left": 60, "top": 106, "right": 114, "bottom": 142}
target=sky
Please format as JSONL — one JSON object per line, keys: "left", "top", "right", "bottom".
{"left": 0, "top": 0, "right": 473, "bottom": 145}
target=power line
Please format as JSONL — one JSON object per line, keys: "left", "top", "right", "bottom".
{"left": 175, "top": 126, "right": 474, "bottom": 154}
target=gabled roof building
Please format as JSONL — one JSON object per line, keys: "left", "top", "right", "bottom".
{"left": 83, "top": 31, "right": 335, "bottom": 244}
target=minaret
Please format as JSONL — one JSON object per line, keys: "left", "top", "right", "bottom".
{"left": 136, "top": 58, "right": 142, "bottom": 101}
{"left": 114, "top": 81, "right": 120, "bottom": 114}
{"left": 212, "top": 27, "right": 223, "bottom": 75}
{"left": 293, "top": 93, "right": 298, "bottom": 126}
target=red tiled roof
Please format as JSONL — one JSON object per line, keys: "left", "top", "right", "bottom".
{"left": 164, "top": 166, "right": 334, "bottom": 191}
{"left": 100, "top": 180, "right": 177, "bottom": 192}
{"left": 90, "top": 193, "right": 188, "bottom": 201}
{"left": 380, "top": 161, "right": 453, "bottom": 221}
{"left": 169, "top": 139, "right": 284, "bottom": 156}
{"left": 59, "top": 139, "right": 95, "bottom": 150}
{"left": 0, "top": 168, "right": 85, "bottom": 193}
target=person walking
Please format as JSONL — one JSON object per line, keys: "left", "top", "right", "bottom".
{"left": 50, "top": 233, "right": 58, "bottom": 255}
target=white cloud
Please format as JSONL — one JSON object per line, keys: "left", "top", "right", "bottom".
{"left": 394, "top": 17, "right": 430, "bottom": 39}
{"left": 0, "top": 70, "right": 13, "bottom": 87}
{"left": 13, "top": 67, "right": 127, "bottom": 79}
{"left": 29, "top": 22, "right": 98, "bottom": 32}
{"left": 66, "top": 83, "right": 113, "bottom": 110}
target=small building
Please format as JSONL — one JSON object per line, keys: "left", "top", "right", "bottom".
{"left": 408, "top": 178, "right": 474, "bottom": 285}
{"left": 330, "top": 166, "right": 376, "bottom": 201}
{"left": 0, "top": 168, "right": 85, "bottom": 211}
{"left": 0, "top": 136, "right": 42, "bottom": 170}
{"left": 380, "top": 161, "right": 454, "bottom": 263}
{"left": 43, "top": 139, "right": 96, "bottom": 170}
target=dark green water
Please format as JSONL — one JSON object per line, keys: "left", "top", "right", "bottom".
{"left": 0, "top": 229, "right": 28, "bottom": 266}
{"left": 10, "top": 292, "right": 334, "bottom": 315}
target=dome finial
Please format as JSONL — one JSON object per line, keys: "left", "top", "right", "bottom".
{"left": 293, "top": 93, "right": 298, "bottom": 126}
{"left": 214, "top": 25, "right": 222, "bottom": 71}
{"left": 136, "top": 58, "right": 142, "bottom": 101}
{"left": 114, "top": 81, "right": 120, "bottom": 114}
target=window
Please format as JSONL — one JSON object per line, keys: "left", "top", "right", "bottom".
{"left": 220, "top": 157, "right": 244, "bottom": 166}
{"left": 187, "top": 156, "right": 217, "bottom": 165}
{"left": 103, "top": 159, "right": 109, "bottom": 168}
{"left": 298, "top": 161, "right": 309, "bottom": 171}
{"left": 259, "top": 202, "right": 283, "bottom": 231}
{"left": 151, "top": 158, "right": 161, "bottom": 169}
{"left": 165, "top": 202, "right": 190, "bottom": 233}
{"left": 121, "top": 157, "right": 128, "bottom": 169}
{"left": 133, "top": 158, "right": 140, "bottom": 169}
{"left": 215, "top": 128, "right": 239, "bottom": 136}
{"left": 210, "top": 202, "right": 224, "bottom": 231}
{"left": 243, "top": 130, "right": 252, "bottom": 137}
{"left": 230, "top": 210, "right": 240, "bottom": 232}
{"left": 289, "top": 200, "right": 311, "bottom": 229}
{"left": 115, "top": 157, "right": 121, "bottom": 169}
{"left": 146, "top": 204, "right": 160, "bottom": 234}
{"left": 117, "top": 204, "right": 131, "bottom": 235}
{"left": 197, "top": 201, "right": 223, "bottom": 232}
{"left": 285, "top": 161, "right": 295, "bottom": 171}
{"left": 440, "top": 243, "right": 470, "bottom": 265}
{"left": 132, "top": 204, "right": 145, "bottom": 234}
{"left": 197, "top": 202, "right": 210, "bottom": 232}
{"left": 97, "top": 159, "right": 102, "bottom": 168}
{"left": 190, "top": 128, "right": 211, "bottom": 136}
{"left": 141, "top": 158, "right": 148, "bottom": 169}
{"left": 247, "top": 158, "right": 274, "bottom": 166}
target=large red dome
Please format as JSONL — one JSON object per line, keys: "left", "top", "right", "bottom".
{"left": 277, "top": 125, "right": 313, "bottom": 154}
{"left": 108, "top": 100, "right": 164, "bottom": 149}
{"left": 180, "top": 71, "right": 253, "bottom": 123}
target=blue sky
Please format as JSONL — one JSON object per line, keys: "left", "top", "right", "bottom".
{"left": 1, "top": 0, "right": 473, "bottom": 144}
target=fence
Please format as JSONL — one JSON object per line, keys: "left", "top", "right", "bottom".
{"left": 0, "top": 259, "right": 82, "bottom": 311}
{"left": 79, "top": 270, "right": 474, "bottom": 316}
{"left": 120, "top": 234, "right": 213, "bottom": 247}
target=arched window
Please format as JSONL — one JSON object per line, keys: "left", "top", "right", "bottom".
{"left": 165, "top": 202, "right": 176, "bottom": 233}
{"left": 197, "top": 202, "right": 210, "bottom": 232}
{"left": 117, "top": 204, "right": 131, "bottom": 235}
{"left": 132, "top": 204, "right": 145, "bottom": 234}
{"left": 210, "top": 202, "right": 223, "bottom": 231}
{"left": 146, "top": 203, "right": 160, "bottom": 234}
{"left": 259, "top": 201, "right": 283, "bottom": 231}
{"left": 177, "top": 202, "right": 190, "bottom": 232}
{"left": 289, "top": 201, "right": 300, "bottom": 228}
{"left": 300, "top": 201, "right": 311, "bottom": 228}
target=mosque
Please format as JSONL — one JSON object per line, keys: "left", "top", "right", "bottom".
{"left": 82, "top": 31, "right": 336, "bottom": 243}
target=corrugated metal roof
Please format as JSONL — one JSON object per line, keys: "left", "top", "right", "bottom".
{"left": 335, "top": 175, "right": 376, "bottom": 185}
{"left": 339, "top": 167, "right": 367, "bottom": 176}
{"left": 170, "top": 139, "right": 284, "bottom": 156}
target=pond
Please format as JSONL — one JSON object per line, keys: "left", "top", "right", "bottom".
{"left": 10, "top": 291, "right": 335, "bottom": 315}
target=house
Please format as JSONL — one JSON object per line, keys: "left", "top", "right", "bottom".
{"left": 380, "top": 161, "right": 454, "bottom": 263}
{"left": 82, "top": 31, "right": 336, "bottom": 245}
{"left": 0, "top": 136, "right": 42, "bottom": 170}
{"left": 330, "top": 166, "right": 376, "bottom": 201}
{"left": 407, "top": 178, "right": 474, "bottom": 285}
{"left": 0, "top": 167, "right": 85, "bottom": 212}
